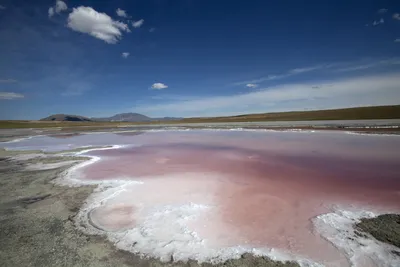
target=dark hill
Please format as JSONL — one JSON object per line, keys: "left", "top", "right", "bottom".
{"left": 92, "top": 113, "right": 182, "bottom": 122}
{"left": 40, "top": 114, "right": 92, "bottom": 122}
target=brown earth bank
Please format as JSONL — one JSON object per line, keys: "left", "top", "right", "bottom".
{"left": 1, "top": 105, "right": 400, "bottom": 129}
{"left": 0, "top": 149, "right": 300, "bottom": 267}
{"left": 178, "top": 105, "right": 400, "bottom": 123}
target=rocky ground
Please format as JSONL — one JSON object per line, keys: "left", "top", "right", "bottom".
{"left": 356, "top": 214, "right": 400, "bottom": 254}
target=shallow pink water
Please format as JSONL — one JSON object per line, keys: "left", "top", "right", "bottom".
{"left": 5, "top": 130, "right": 400, "bottom": 265}
{"left": 72, "top": 131, "right": 400, "bottom": 265}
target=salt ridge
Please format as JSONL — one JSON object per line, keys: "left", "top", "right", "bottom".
{"left": 313, "top": 206, "right": 400, "bottom": 267}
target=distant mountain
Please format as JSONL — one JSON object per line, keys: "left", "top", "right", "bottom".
{"left": 154, "top": 117, "right": 182, "bottom": 121}
{"left": 93, "top": 113, "right": 152, "bottom": 122}
{"left": 40, "top": 113, "right": 182, "bottom": 122}
{"left": 40, "top": 114, "right": 92, "bottom": 122}
{"left": 92, "top": 113, "right": 182, "bottom": 122}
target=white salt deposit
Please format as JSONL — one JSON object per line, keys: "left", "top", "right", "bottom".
{"left": 73, "top": 177, "right": 322, "bottom": 267}
{"left": 10, "top": 153, "right": 47, "bottom": 161}
{"left": 314, "top": 207, "right": 400, "bottom": 267}
{"left": 1, "top": 136, "right": 35, "bottom": 143}
{"left": 24, "top": 160, "right": 80, "bottom": 171}
{"left": 344, "top": 131, "right": 400, "bottom": 137}
{"left": 56, "top": 145, "right": 125, "bottom": 186}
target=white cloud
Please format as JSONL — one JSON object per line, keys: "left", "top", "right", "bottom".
{"left": 0, "top": 79, "right": 17, "bottom": 83}
{"left": 149, "top": 27, "right": 156, "bottom": 32}
{"left": 151, "top": 83, "right": 168, "bottom": 90}
{"left": 55, "top": 0, "right": 67, "bottom": 13}
{"left": 0, "top": 92, "right": 24, "bottom": 100}
{"left": 372, "top": 18, "right": 384, "bottom": 26}
{"left": 395, "top": 39, "right": 400, "bottom": 43}
{"left": 246, "top": 83, "right": 258, "bottom": 88}
{"left": 135, "top": 73, "right": 400, "bottom": 117}
{"left": 394, "top": 13, "right": 400, "bottom": 20}
{"left": 67, "top": 6, "right": 130, "bottom": 44}
{"left": 122, "top": 52, "right": 130, "bottom": 58}
{"left": 378, "top": 8, "right": 388, "bottom": 14}
{"left": 0, "top": 5, "right": 6, "bottom": 10}
{"left": 116, "top": 8, "right": 127, "bottom": 18}
{"left": 132, "top": 19, "right": 144, "bottom": 28}
{"left": 48, "top": 0, "right": 67, "bottom": 17}
{"left": 48, "top": 7, "right": 55, "bottom": 17}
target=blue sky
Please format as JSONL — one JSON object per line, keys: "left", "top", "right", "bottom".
{"left": 0, "top": 0, "right": 400, "bottom": 120}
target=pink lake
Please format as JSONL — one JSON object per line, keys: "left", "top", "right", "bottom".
{"left": 5, "top": 130, "right": 400, "bottom": 266}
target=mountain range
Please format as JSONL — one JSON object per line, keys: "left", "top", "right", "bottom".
{"left": 40, "top": 113, "right": 181, "bottom": 122}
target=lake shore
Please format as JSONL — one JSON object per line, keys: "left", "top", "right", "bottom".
{"left": 0, "top": 121, "right": 399, "bottom": 143}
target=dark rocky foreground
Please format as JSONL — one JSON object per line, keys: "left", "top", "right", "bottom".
{"left": 356, "top": 214, "right": 400, "bottom": 250}
{"left": 0, "top": 150, "right": 299, "bottom": 267}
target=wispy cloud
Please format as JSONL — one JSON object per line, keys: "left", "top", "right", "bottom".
{"left": 290, "top": 66, "right": 326, "bottom": 74}
{"left": 48, "top": 7, "right": 54, "bottom": 17}
{"left": 334, "top": 58, "right": 400, "bottom": 72}
{"left": 150, "top": 94, "right": 200, "bottom": 101}
{"left": 372, "top": 18, "right": 384, "bottom": 26}
{"left": 122, "top": 52, "right": 130, "bottom": 58}
{"left": 393, "top": 13, "right": 400, "bottom": 20}
{"left": 61, "top": 82, "right": 92, "bottom": 96}
{"left": 136, "top": 73, "right": 400, "bottom": 117}
{"left": 395, "top": 38, "right": 400, "bottom": 43}
{"left": 0, "top": 5, "right": 6, "bottom": 10}
{"left": 67, "top": 6, "right": 130, "bottom": 44}
{"left": 132, "top": 19, "right": 144, "bottom": 28}
{"left": 0, "top": 92, "right": 24, "bottom": 100}
{"left": 55, "top": 0, "right": 67, "bottom": 13}
{"left": 234, "top": 64, "right": 327, "bottom": 85}
{"left": 235, "top": 58, "right": 400, "bottom": 86}
{"left": 378, "top": 8, "right": 388, "bottom": 14}
{"left": 116, "top": 8, "right": 127, "bottom": 18}
{"left": 149, "top": 27, "right": 156, "bottom": 33}
{"left": 48, "top": 0, "right": 68, "bottom": 18}
{"left": 151, "top": 83, "right": 168, "bottom": 90}
{"left": 0, "top": 79, "right": 17, "bottom": 83}
{"left": 246, "top": 83, "right": 258, "bottom": 88}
